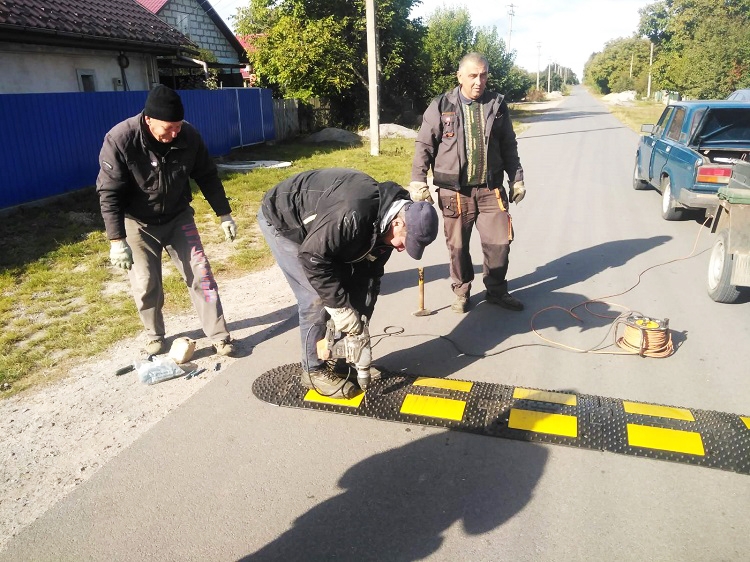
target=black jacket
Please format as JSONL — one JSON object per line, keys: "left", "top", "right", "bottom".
{"left": 96, "top": 113, "right": 231, "bottom": 240}
{"left": 262, "top": 168, "right": 411, "bottom": 312}
{"left": 411, "top": 87, "right": 523, "bottom": 190}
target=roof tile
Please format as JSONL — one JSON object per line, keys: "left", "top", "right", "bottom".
{"left": 0, "top": 0, "right": 189, "bottom": 47}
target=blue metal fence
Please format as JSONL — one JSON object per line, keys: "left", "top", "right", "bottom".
{"left": 0, "top": 88, "right": 275, "bottom": 209}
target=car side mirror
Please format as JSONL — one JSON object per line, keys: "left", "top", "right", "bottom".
{"left": 641, "top": 124, "right": 655, "bottom": 134}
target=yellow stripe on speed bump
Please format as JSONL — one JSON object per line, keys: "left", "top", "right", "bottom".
{"left": 623, "top": 401, "right": 695, "bottom": 421}
{"left": 513, "top": 387, "right": 577, "bottom": 406}
{"left": 401, "top": 394, "right": 466, "bottom": 421}
{"left": 508, "top": 409, "right": 578, "bottom": 438}
{"left": 413, "top": 377, "right": 473, "bottom": 392}
{"left": 627, "top": 424, "right": 705, "bottom": 456}
{"left": 741, "top": 417, "right": 750, "bottom": 430}
{"left": 304, "top": 389, "right": 365, "bottom": 408}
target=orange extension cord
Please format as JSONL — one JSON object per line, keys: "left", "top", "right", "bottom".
{"left": 530, "top": 216, "right": 712, "bottom": 358}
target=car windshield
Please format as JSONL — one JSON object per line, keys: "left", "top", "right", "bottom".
{"left": 693, "top": 108, "right": 750, "bottom": 144}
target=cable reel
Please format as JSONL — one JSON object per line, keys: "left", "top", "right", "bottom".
{"left": 615, "top": 313, "right": 673, "bottom": 357}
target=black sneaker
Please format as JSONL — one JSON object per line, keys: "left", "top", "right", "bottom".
{"left": 300, "top": 367, "right": 358, "bottom": 399}
{"left": 486, "top": 292, "right": 524, "bottom": 311}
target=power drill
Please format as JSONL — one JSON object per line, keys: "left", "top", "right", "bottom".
{"left": 316, "top": 318, "right": 372, "bottom": 390}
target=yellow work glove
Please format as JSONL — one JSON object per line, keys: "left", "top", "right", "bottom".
{"left": 509, "top": 181, "right": 526, "bottom": 204}
{"left": 408, "top": 181, "right": 434, "bottom": 204}
{"left": 109, "top": 239, "right": 133, "bottom": 270}
{"left": 220, "top": 214, "right": 237, "bottom": 241}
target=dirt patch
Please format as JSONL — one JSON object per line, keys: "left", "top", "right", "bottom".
{"left": 0, "top": 265, "right": 295, "bottom": 551}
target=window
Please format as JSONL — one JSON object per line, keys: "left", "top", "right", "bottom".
{"left": 666, "top": 108, "right": 685, "bottom": 141}
{"left": 76, "top": 69, "right": 97, "bottom": 92}
{"left": 653, "top": 107, "right": 674, "bottom": 137}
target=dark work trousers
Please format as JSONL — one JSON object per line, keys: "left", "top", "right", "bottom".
{"left": 438, "top": 186, "right": 513, "bottom": 298}
{"left": 257, "top": 207, "right": 327, "bottom": 374}
{"left": 124, "top": 207, "right": 230, "bottom": 344}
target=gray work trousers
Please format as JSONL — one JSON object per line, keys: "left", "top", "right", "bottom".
{"left": 124, "top": 207, "right": 230, "bottom": 343}
{"left": 257, "top": 207, "right": 327, "bottom": 373}
{"left": 438, "top": 186, "right": 512, "bottom": 298}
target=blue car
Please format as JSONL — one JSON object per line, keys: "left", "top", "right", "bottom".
{"left": 633, "top": 100, "right": 750, "bottom": 220}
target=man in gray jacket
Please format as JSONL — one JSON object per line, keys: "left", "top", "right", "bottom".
{"left": 411, "top": 52, "right": 526, "bottom": 314}
{"left": 97, "top": 85, "right": 236, "bottom": 357}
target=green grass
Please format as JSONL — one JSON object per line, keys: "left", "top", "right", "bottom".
{"left": 1, "top": 124, "right": 530, "bottom": 396}
{"left": 604, "top": 98, "right": 666, "bottom": 133}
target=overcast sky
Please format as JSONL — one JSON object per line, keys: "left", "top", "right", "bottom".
{"left": 211, "top": 0, "right": 652, "bottom": 80}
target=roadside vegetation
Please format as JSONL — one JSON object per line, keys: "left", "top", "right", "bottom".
{"left": 234, "top": 1, "right": 576, "bottom": 128}
{"left": 604, "top": 98, "right": 666, "bottom": 133}
{"left": 584, "top": 0, "right": 750, "bottom": 100}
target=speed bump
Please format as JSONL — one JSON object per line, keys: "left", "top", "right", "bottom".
{"left": 252, "top": 364, "right": 750, "bottom": 475}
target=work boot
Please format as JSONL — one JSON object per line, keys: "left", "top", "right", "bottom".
{"left": 144, "top": 337, "right": 167, "bottom": 355}
{"left": 300, "top": 367, "right": 358, "bottom": 399}
{"left": 213, "top": 337, "right": 236, "bottom": 356}
{"left": 486, "top": 292, "right": 524, "bottom": 311}
{"left": 451, "top": 295, "right": 469, "bottom": 314}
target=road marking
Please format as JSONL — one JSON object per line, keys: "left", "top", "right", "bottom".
{"left": 304, "top": 389, "right": 365, "bottom": 407}
{"left": 413, "top": 377, "right": 473, "bottom": 392}
{"left": 623, "top": 401, "right": 695, "bottom": 421}
{"left": 627, "top": 424, "right": 705, "bottom": 456}
{"left": 508, "top": 409, "right": 578, "bottom": 437}
{"left": 513, "top": 387, "right": 577, "bottom": 406}
{"left": 401, "top": 394, "right": 466, "bottom": 421}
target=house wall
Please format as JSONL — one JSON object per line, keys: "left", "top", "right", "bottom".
{"left": 159, "top": 0, "right": 239, "bottom": 64}
{"left": 0, "top": 44, "right": 158, "bottom": 94}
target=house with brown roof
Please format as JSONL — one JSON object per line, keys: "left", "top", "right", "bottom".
{"left": 135, "top": 0, "right": 248, "bottom": 88}
{"left": 0, "top": 0, "right": 198, "bottom": 93}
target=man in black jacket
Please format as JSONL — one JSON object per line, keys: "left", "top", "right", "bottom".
{"left": 97, "top": 85, "right": 236, "bottom": 357}
{"left": 259, "top": 168, "right": 439, "bottom": 399}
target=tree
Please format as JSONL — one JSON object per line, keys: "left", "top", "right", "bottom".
{"left": 421, "top": 7, "right": 528, "bottom": 102}
{"left": 637, "top": 0, "right": 750, "bottom": 98}
{"left": 234, "top": 0, "right": 429, "bottom": 126}
{"left": 584, "top": 37, "right": 652, "bottom": 95}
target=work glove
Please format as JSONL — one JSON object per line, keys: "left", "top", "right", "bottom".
{"left": 109, "top": 239, "right": 133, "bottom": 270}
{"left": 324, "top": 306, "right": 363, "bottom": 336}
{"left": 408, "top": 181, "right": 434, "bottom": 204}
{"left": 509, "top": 181, "right": 526, "bottom": 204}
{"left": 220, "top": 214, "right": 237, "bottom": 241}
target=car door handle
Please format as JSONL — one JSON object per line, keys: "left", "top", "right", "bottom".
{"left": 666, "top": 146, "right": 671, "bottom": 152}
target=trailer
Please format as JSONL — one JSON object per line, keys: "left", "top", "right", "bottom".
{"left": 707, "top": 160, "right": 750, "bottom": 302}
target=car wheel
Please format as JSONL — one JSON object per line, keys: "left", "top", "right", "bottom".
{"left": 633, "top": 156, "right": 649, "bottom": 190}
{"left": 660, "top": 176, "right": 684, "bottom": 220}
{"left": 707, "top": 229, "right": 741, "bottom": 303}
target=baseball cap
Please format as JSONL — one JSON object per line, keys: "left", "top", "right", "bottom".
{"left": 404, "top": 201, "right": 439, "bottom": 260}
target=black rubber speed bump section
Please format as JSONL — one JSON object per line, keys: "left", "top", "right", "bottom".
{"left": 252, "top": 364, "right": 750, "bottom": 475}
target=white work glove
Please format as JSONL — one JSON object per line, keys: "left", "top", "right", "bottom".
{"left": 509, "top": 181, "right": 526, "bottom": 204}
{"left": 220, "top": 214, "right": 237, "bottom": 241}
{"left": 408, "top": 181, "right": 434, "bottom": 204}
{"left": 324, "top": 306, "right": 363, "bottom": 335}
{"left": 109, "top": 239, "right": 133, "bottom": 270}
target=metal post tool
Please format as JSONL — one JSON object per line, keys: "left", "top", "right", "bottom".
{"left": 413, "top": 267, "right": 432, "bottom": 316}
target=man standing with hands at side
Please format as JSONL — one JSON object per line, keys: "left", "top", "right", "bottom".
{"left": 97, "top": 85, "right": 236, "bottom": 357}
{"left": 410, "top": 52, "right": 526, "bottom": 314}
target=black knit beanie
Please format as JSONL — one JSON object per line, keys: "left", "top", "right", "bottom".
{"left": 144, "top": 85, "right": 185, "bottom": 122}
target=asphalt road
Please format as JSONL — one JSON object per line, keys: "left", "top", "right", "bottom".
{"left": 3, "top": 86, "right": 749, "bottom": 561}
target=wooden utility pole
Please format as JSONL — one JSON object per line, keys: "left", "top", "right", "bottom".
{"left": 647, "top": 41, "right": 653, "bottom": 99}
{"left": 366, "top": 0, "right": 380, "bottom": 156}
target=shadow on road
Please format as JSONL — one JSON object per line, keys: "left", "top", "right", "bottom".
{"left": 376, "top": 236, "right": 672, "bottom": 377}
{"left": 240, "top": 431, "right": 548, "bottom": 561}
